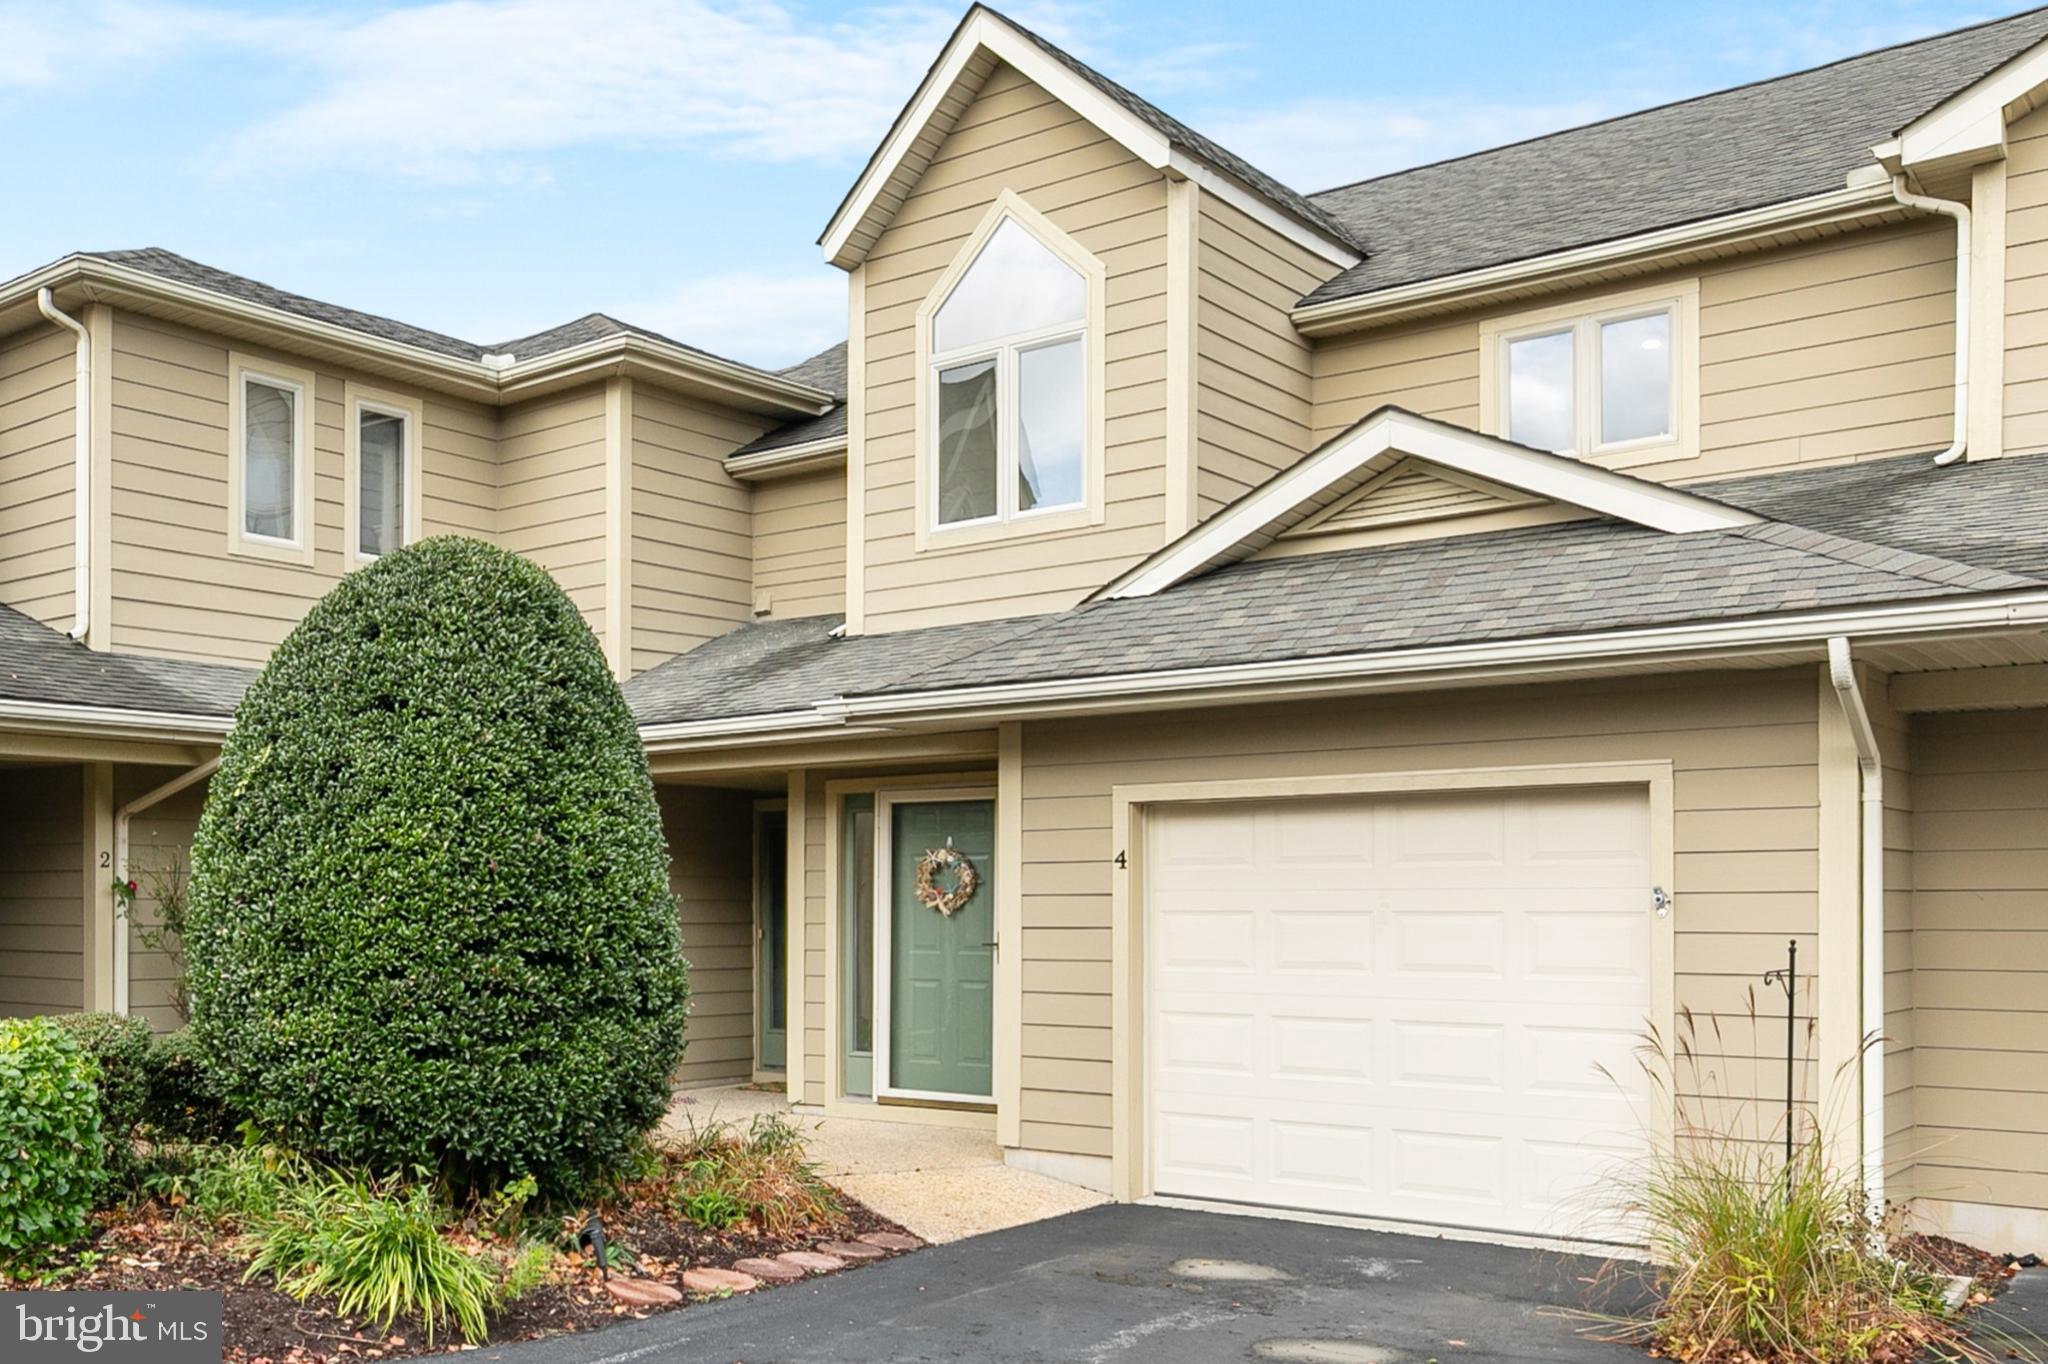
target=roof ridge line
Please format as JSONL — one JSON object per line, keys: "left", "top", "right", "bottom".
{"left": 1733, "top": 518, "right": 2042, "bottom": 591}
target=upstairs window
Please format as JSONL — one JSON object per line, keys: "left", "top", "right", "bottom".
{"left": 1480, "top": 282, "right": 1698, "bottom": 465}
{"left": 228, "top": 353, "right": 316, "bottom": 564}
{"left": 345, "top": 384, "right": 422, "bottom": 563}
{"left": 924, "top": 205, "right": 1098, "bottom": 535}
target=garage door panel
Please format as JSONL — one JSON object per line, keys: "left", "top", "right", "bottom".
{"left": 1147, "top": 786, "right": 1653, "bottom": 1237}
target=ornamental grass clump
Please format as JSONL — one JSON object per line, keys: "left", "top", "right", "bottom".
{"left": 185, "top": 536, "right": 689, "bottom": 1197}
{"left": 1583, "top": 1006, "right": 1984, "bottom": 1363}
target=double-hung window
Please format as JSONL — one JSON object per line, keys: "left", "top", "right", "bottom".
{"left": 228, "top": 353, "right": 316, "bottom": 564}
{"left": 1481, "top": 282, "right": 1698, "bottom": 464}
{"left": 923, "top": 204, "right": 1098, "bottom": 537}
{"left": 345, "top": 384, "right": 423, "bottom": 563}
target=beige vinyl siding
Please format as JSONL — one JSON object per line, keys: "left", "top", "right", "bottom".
{"left": 2007, "top": 103, "right": 2048, "bottom": 455}
{"left": 1309, "top": 220, "right": 1956, "bottom": 485}
{"left": 660, "top": 785, "right": 757, "bottom": 1086}
{"left": 106, "top": 311, "right": 498, "bottom": 664}
{"left": 629, "top": 390, "right": 765, "bottom": 674}
{"left": 420, "top": 395, "right": 500, "bottom": 541}
{"left": 1872, "top": 675, "right": 1916, "bottom": 1189}
{"left": 0, "top": 323, "right": 78, "bottom": 628}
{"left": 859, "top": 61, "right": 1170, "bottom": 632}
{"left": 1911, "top": 708, "right": 2048, "bottom": 1214}
{"left": 753, "top": 465, "right": 847, "bottom": 621}
{"left": 117, "top": 769, "right": 204, "bottom": 1033}
{"left": 499, "top": 384, "right": 608, "bottom": 642}
{"left": 1014, "top": 670, "right": 1822, "bottom": 1158}
{"left": 0, "top": 766, "right": 84, "bottom": 1017}
{"left": 1193, "top": 193, "right": 1322, "bottom": 518}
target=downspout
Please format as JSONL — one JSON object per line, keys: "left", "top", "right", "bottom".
{"left": 112, "top": 758, "right": 218, "bottom": 1016}
{"left": 35, "top": 288, "right": 91, "bottom": 640}
{"left": 1889, "top": 176, "right": 1970, "bottom": 466}
{"left": 1826, "top": 637, "right": 1885, "bottom": 1212}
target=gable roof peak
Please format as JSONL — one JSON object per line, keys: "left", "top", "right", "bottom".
{"left": 1096, "top": 407, "right": 1762, "bottom": 601}
{"left": 820, "top": 3, "right": 1362, "bottom": 273}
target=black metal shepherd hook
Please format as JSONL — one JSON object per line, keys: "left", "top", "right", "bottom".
{"left": 1762, "top": 938, "right": 1798, "bottom": 1179}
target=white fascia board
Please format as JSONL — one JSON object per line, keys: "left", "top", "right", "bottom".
{"left": 1897, "top": 34, "right": 2048, "bottom": 173}
{"left": 1292, "top": 183, "right": 1898, "bottom": 335}
{"left": 636, "top": 710, "right": 903, "bottom": 750}
{"left": 832, "top": 588, "right": 2048, "bottom": 726}
{"left": 823, "top": 11, "right": 1167, "bottom": 267}
{"left": 1098, "top": 409, "right": 1758, "bottom": 601}
{"left": 724, "top": 435, "right": 849, "bottom": 481}
{"left": 6, "top": 257, "right": 833, "bottom": 414}
{"left": 821, "top": 11, "right": 1357, "bottom": 271}
{"left": 496, "top": 336, "right": 834, "bottom": 414}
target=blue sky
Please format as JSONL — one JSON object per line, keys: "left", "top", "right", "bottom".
{"left": 0, "top": 0, "right": 2017, "bottom": 368}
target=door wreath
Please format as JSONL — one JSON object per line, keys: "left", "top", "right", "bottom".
{"left": 913, "top": 845, "right": 980, "bottom": 916}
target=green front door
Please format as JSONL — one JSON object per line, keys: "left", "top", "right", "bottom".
{"left": 888, "top": 799, "right": 995, "bottom": 1099}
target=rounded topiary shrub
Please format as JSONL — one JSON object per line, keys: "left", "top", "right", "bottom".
{"left": 185, "top": 536, "right": 687, "bottom": 1193}
{"left": 0, "top": 1017, "right": 105, "bottom": 1267}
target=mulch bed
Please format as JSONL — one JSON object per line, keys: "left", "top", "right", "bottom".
{"left": 1890, "top": 1231, "right": 2024, "bottom": 1292}
{"left": 27, "top": 1191, "right": 921, "bottom": 1363}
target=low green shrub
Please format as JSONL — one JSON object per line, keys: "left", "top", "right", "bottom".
{"left": 139, "top": 1135, "right": 307, "bottom": 1224}
{"left": 245, "top": 1171, "right": 500, "bottom": 1343}
{"left": 140, "top": 1030, "right": 237, "bottom": 1143}
{"left": 0, "top": 1018, "right": 106, "bottom": 1269}
{"left": 49, "top": 1013, "right": 152, "bottom": 1166}
{"left": 665, "top": 1115, "right": 839, "bottom": 1237}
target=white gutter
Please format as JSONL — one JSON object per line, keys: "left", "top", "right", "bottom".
{"left": 36, "top": 288, "right": 90, "bottom": 642}
{"left": 723, "top": 435, "right": 849, "bottom": 481}
{"left": 829, "top": 588, "right": 2048, "bottom": 726}
{"left": 1826, "top": 637, "right": 1886, "bottom": 1212}
{"left": 111, "top": 757, "right": 218, "bottom": 1016}
{"left": 1888, "top": 176, "right": 1970, "bottom": 466}
{"left": 1291, "top": 182, "right": 1901, "bottom": 335}
{"left": 0, "top": 697, "right": 232, "bottom": 741}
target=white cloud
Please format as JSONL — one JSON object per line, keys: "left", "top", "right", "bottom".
{"left": 612, "top": 266, "right": 846, "bottom": 369}
{"left": 0, "top": 0, "right": 236, "bottom": 89}
{"left": 215, "top": 0, "right": 963, "bottom": 181}
{"left": 1202, "top": 96, "right": 1615, "bottom": 194}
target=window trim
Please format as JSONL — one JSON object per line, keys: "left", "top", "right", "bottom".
{"left": 1478, "top": 279, "right": 1699, "bottom": 468}
{"left": 227, "top": 352, "right": 317, "bottom": 565}
{"left": 913, "top": 189, "right": 1107, "bottom": 551}
{"left": 342, "top": 382, "right": 425, "bottom": 565}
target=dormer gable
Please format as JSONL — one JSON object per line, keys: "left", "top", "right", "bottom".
{"left": 1096, "top": 407, "right": 1762, "bottom": 600}
{"left": 819, "top": 4, "right": 1360, "bottom": 273}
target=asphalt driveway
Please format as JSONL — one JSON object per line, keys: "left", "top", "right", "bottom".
{"left": 478, "top": 1203, "right": 1653, "bottom": 1364}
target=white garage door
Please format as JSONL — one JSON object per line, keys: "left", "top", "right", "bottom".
{"left": 1146, "top": 786, "right": 1652, "bottom": 1238}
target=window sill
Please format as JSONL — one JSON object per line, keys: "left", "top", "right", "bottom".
{"left": 228, "top": 535, "right": 318, "bottom": 568}
{"left": 916, "top": 502, "right": 1102, "bottom": 552}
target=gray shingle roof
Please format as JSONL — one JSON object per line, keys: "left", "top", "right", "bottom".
{"left": 852, "top": 519, "right": 2035, "bottom": 698}
{"left": 62, "top": 250, "right": 824, "bottom": 382}
{"left": 732, "top": 343, "right": 851, "bottom": 457}
{"left": 623, "top": 610, "right": 1044, "bottom": 724}
{"left": 1299, "top": 7, "right": 2048, "bottom": 308}
{"left": 627, "top": 448, "right": 2048, "bottom": 724}
{"left": 1699, "top": 448, "right": 2048, "bottom": 581}
{"left": 0, "top": 603, "right": 252, "bottom": 717}
{"left": 84, "top": 248, "right": 485, "bottom": 359}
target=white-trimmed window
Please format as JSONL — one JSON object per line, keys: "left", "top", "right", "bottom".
{"left": 917, "top": 192, "right": 1105, "bottom": 544}
{"left": 1479, "top": 281, "right": 1699, "bottom": 465}
{"left": 228, "top": 352, "right": 316, "bottom": 563}
{"left": 344, "top": 383, "right": 424, "bottom": 563}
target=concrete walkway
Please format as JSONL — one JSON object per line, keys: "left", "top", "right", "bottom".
{"left": 663, "top": 1085, "right": 1106, "bottom": 1243}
